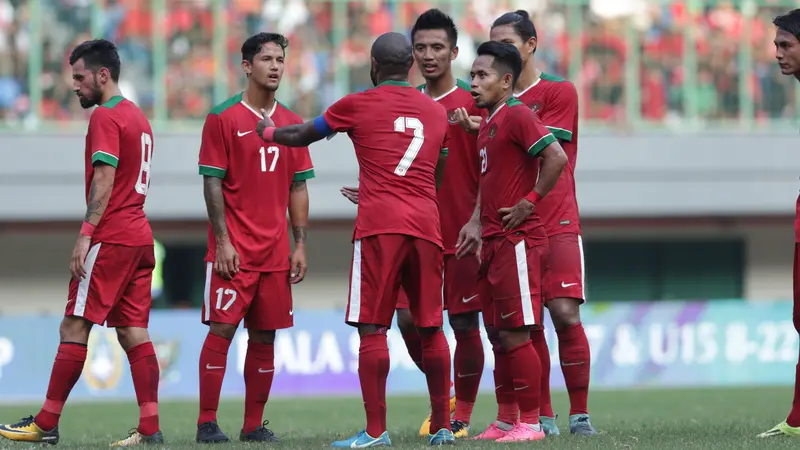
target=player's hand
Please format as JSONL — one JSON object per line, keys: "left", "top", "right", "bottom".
{"left": 289, "top": 244, "right": 308, "bottom": 284}
{"left": 340, "top": 186, "right": 359, "bottom": 204}
{"left": 456, "top": 218, "right": 482, "bottom": 262}
{"left": 69, "top": 234, "right": 92, "bottom": 280}
{"left": 256, "top": 109, "right": 276, "bottom": 141}
{"left": 499, "top": 199, "right": 535, "bottom": 231}
{"left": 215, "top": 237, "right": 240, "bottom": 280}
{"left": 454, "top": 107, "right": 481, "bottom": 134}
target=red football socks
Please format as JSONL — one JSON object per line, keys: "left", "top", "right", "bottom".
{"left": 400, "top": 326, "right": 425, "bottom": 373}
{"left": 421, "top": 330, "right": 452, "bottom": 433}
{"left": 452, "top": 329, "right": 483, "bottom": 423}
{"left": 359, "top": 332, "right": 390, "bottom": 437}
{"left": 530, "top": 327, "right": 554, "bottom": 417}
{"left": 198, "top": 333, "right": 231, "bottom": 425}
{"left": 493, "top": 349, "right": 519, "bottom": 424}
{"left": 507, "top": 341, "right": 542, "bottom": 425}
{"left": 243, "top": 342, "right": 275, "bottom": 434}
{"left": 557, "top": 323, "right": 591, "bottom": 415}
{"left": 35, "top": 343, "right": 87, "bottom": 431}
{"left": 126, "top": 342, "right": 160, "bottom": 436}
{"left": 787, "top": 358, "right": 800, "bottom": 427}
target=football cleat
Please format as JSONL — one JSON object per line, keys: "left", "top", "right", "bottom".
{"left": 0, "top": 416, "right": 59, "bottom": 444}
{"left": 196, "top": 421, "right": 229, "bottom": 443}
{"left": 450, "top": 419, "right": 469, "bottom": 438}
{"left": 428, "top": 428, "right": 455, "bottom": 446}
{"left": 331, "top": 430, "right": 391, "bottom": 448}
{"left": 418, "top": 394, "right": 456, "bottom": 436}
{"left": 495, "top": 422, "right": 545, "bottom": 442}
{"left": 569, "top": 414, "right": 597, "bottom": 436}
{"left": 541, "top": 415, "right": 560, "bottom": 436}
{"left": 471, "top": 421, "right": 512, "bottom": 440}
{"left": 758, "top": 421, "right": 800, "bottom": 438}
{"left": 109, "top": 429, "right": 163, "bottom": 446}
{"left": 239, "top": 420, "right": 279, "bottom": 442}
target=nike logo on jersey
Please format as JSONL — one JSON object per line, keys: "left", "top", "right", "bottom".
{"left": 462, "top": 295, "right": 478, "bottom": 303}
{"left": 514, "top": 385, "right": 529, "bottom": 391}
{"left": 258, "top": 368, "right": 275, "bottom": 373}
{"left": 500, "top": 311, "right": 517, "bottom": 320}
{"left": 206, "top": 364, "right": 224, "bottom": 370}
{"left": 237, "top": 130, "right": 253, "bottom": 137}
{"left": 561, "top": 282, "right": 578, "bottom": 288}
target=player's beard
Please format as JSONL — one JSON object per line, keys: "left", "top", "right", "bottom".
{"left": 78, "top": 78, "right": 103, "bottom": 109}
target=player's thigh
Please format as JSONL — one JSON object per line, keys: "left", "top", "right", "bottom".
{"left": 66, "top": 242, "right": 137, "bottom": 326}
{"left": 444, "top": 254, "right": 481, "bottom": 315}
{"left": 402, "top": 238, "right": 444, "bottom": 328}
{"left": 245, "top": 270, "right": 294, "bottom": 331}
{"left": 545, "top": 233, "right": 585, "bottom": 304}
{"left": 488, "top": 234, "right": 547, "bottom": 330}
{"left": 107, "top": 246, "right": 156, "bottom": 328}
{"left": 346, "top": 235, "right": 406, "bottom": 328}
{"left": 202, "top": 263, "right": 259, "bottom": 326}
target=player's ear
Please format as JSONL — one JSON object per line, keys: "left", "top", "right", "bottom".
{"left": 451, "top": 45, "right": 459, "bottom": 61}
{"left": 97, "top": 67, "right": 111, "bottom": 84}
{"left": 241, "top": 59, "right": 252, "bottom": 77}
{"left": 528, "top": 37, "right": 537, "bottom": 55}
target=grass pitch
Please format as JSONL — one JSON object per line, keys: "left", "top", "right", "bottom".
{"left": 1, "top": 387, "right": 799, "bottom": 449}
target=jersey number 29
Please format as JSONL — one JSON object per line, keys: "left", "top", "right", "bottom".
{"left": 136, "top": 132, "right": 153, "bottom": 195}
{"left": 393, "top": 116, "right": 424, "bottom": 176}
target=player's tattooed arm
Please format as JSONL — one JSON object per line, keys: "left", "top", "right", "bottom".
{"left": 84, "top": 163, "right": 116, "bottom": 225}
{"left": 203, "top": 176, "right": 229, "bottom": 239}
{"left": 288, "top": 180, "right": 309, "bottom": 245}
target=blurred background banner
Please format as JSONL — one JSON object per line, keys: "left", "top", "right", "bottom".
{"left": 0, "top": 300, "right": 796, "bottom": 403}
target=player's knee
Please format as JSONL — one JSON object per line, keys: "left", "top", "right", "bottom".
{"left": 396, "top": 308, "right": 416, "bottom": 335}
{"left": 449, "top": 312, "right": 479, "bottom": 333}
{"left": 547, "top": 297, "right": 581, "bottom": 330}
{"left": 59, "top": 316, "right": 93, "bottom": 344}
{"left": 358, "top": 324, "right": 388, "bottom": 338}
{"left": 486, "top": 326, "right": 504, "bottom": 353}
{"left": 247, "top": 329, "right": 276, "bottom": 345}
{"left": 115, "top": 326, "right": 150, "bottom": 351}
{"left": 209, "top": 322, "right": 238, "bottom": 341}
{"left": 498, "top": 329, "right": 530, "bottom": 351}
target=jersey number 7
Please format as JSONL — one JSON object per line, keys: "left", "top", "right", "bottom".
{"left": 393, "top": 116, "right": 424, "bottom": 176}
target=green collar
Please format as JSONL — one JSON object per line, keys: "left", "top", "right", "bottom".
{"left": 377, "top": 80, "right": 412, "bottom": 88}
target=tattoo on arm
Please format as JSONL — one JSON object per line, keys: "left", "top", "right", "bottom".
{"left": 203, "top": 176, "right": 229, "bottom": 239}
{"left": 84, "top": 181, "right": 101, "bottom": 222}
{"left": 84, "top": 165, "right": 115, "bottom": 225}
{"left": 293, "top": 225, "right": 307, "bottom": 244}
{"left": 290, "top": 180, "right": 307, "bottom": 193}
{"left": 288, "top": 179, "right": 309, "bottom": 245}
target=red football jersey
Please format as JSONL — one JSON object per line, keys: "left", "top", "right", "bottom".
{"left": 477, "top": 97, "right": 555, "bottom": 239}
{"left": 418, "top": 79, "right": 481, "bottom": 254}
{"left": 323, "top": 80, "right": 449, "bottom": 247}
{"left": 198, "top": 94, "right": 315, "bottom": 272}
{"left": 515, "top": 73, "right": 581, "bottom": 237}
{"left": 84, "top": 96, "right": 154, "bottom": 246}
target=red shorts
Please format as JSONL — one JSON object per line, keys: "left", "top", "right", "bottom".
{"left": 202, "top": 264, "right": 293, "bottom": 331}
{"left": 65, "top": 243, "right": 155, "bottom": 328}
{"left": 794, "top": 243, "right": 800, "bottom": 332}
{"left": 396, "top": 254, "right": 480, "bottom": 315}
{"left": 346, "top": 234, "right": 444, "bottom": 328}
{"left": 479, "top": 233, "right": 548, "bottom": 330}
{"left": 544, "top": 233, "right": 586, "bottom": 303}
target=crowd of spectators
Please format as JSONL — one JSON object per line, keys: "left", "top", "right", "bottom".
{"left": 0, "top": 0, "right": 796, "bottom": 128}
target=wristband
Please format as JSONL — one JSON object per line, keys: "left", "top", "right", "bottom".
{"left": 80, "top": 221, "right": 96, "bottom": 237}
{"left": 524, "top": 191, "right": 542, "bottom": 205}
{"left": 262, "top": 127, "right": 276, "bottom": 142}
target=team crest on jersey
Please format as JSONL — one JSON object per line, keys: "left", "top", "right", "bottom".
{"left": 447, "top": 109, "right": 458, "bottom": 124}
{"left": 529, "top": 102, "right": 542, "bottom": 114}
{"left": 488, "top": 123, "right": 498, "bottom": 139}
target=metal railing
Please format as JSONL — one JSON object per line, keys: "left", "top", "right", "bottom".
{"left": 0, "top": 0, "right": 799, "bottom": 132}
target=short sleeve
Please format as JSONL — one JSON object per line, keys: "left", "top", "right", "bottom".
{"left": 292, "top": 147, "right": 315, "bottom": 181}
{"left": 322, "top": 94, "right": 358, "bottom": 133}
{"left": 539, "top": 82, "right": 578, "bottom": 142}
{"left": 510, "top": 107, "right": 557, "bottom": 157}
{"left": 440, "top": 128, "right": 450, "bottom": 157}
{"left": 88, "top": 107, "right": 121, "bottom": 168}
{"left": 198, "top": 113, "right": 228, "bottom": 178}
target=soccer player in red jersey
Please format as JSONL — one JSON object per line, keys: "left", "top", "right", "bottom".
{"left": 255, "top": 31, "right": 455, "bottom": 447}
{"left": 0, "top": 40, "right": 162, "bottom": 447}
{"left": 195, "top": 33, "right": 314, "bottom": 444}
{"left": 759, "top": 9, "right": 800, "bottom": 439}
{"left": 457, "top": 40, "right": 567, "bottom": 442}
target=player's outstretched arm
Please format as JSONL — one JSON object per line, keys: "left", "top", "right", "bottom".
{"left": 288, "top": 180, "right": 309, "bottom": 284}
{"left": 203, "top": 176, "right": 239, "bottom": 279}
{"left": 256, "top": 109, "right": 329, "bottom": 148}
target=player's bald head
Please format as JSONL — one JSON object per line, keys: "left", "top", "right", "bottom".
{"left": 371, "top": 32, "right": 413, "bottom": 75}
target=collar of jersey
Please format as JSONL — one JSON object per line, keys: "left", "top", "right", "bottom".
{"left": 377, "top": 80, "right": 412, "bottom": 88}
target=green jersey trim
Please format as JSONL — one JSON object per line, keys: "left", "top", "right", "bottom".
{"left": 293, "top": 168, "right": 316, "bottom": 182}
{"left": 199, "top": 165, "right": 226, "bottom": 178}
{"left": 527, "top": 133, "right": 557, "bottom": 156}
{"left": 92, "top": 151, "right": 119, "bottom": 168}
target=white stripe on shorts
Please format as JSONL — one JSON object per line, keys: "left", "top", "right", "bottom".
{"left": 203, "top": 262, "right": 213, "bottom": 322}
{"left": 74, "top": 242, "right": 102, "bottom": 317}
{"left": 514, "top": 240, "right": 536, "bottom": 326}
{"left": 347, "top": 240, "right": 363, "bottom": 323}
{"left": 578, "top": 235, "right": 586, "bottom": 301}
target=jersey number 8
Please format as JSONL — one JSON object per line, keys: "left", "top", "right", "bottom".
{"left": 393, "top": 116, "right": 424, "bottom": 176}
{"left": 135, "top": 132, "right": 153, "bottom": 196}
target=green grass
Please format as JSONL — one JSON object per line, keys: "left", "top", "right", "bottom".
{"left": 1, "top": 387, "right": 799, "bottom": 449}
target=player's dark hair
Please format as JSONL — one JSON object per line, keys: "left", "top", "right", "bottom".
{"left": 371, "top": 32, "right": 414, "bottom": 78}
{"left": 411, "top": 8, "right": 458, "bottom": 48}
{"left": 69, "top": 39, "right": 121, "bottom": 82}
{"left": 477, "top": 41, "right": 522, "bottom": 86}
{"left": 242, "top": 32, "right": 289, "bottom": 62}
{"left": 492, "top": 10, "right": 538, "bottom": 43}
{"left": 774, "top": 9, "right": 800, "bottom": 39}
